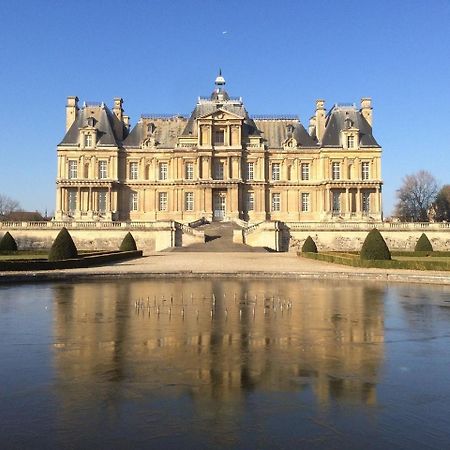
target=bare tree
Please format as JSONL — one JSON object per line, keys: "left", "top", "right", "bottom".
{"left": 395, "top": 171, "right": 439, "bottom": 222}
{"left": 0, "top": 194, "right": 21, "bottom": 219}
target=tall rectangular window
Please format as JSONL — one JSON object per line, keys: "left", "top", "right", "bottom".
{"left": 68, "top": 189, "right": 77, "bottom": 213}
{"left": 185, "top": 162, "right": 194, "bottom": 180}
{"left": 347, "top": 135, "right": 355, "bottom": 148}
{"left": 272, "top": 163, "right": 280, "bottom": 181}
{"left": 98, "top": 190, "right": 107, "bottom": 212}
{"left": 301, "top": 163, "right": 310, "bottom": 181}
{"left": 214, "top": 160, "right": 224, "bottom": 180}
{"left": 130, "top": 192, "right": 138, "bottom": 211}
{"left": 129, "top": 162, "right": 138, "bottom": 180}
{"left": 361, "top": 162, "right": 370, "bottom": 180}
{"left": 214, "top": 129, "right": 225, "bottom": 145}
{"left": 84, "top": 134, "right": 93, "bottom": 148}
{"left": 362, "top": 191, "right": 370, "bottom": 213}
{"left": 332, "top": 191, "right": 341, "bottom": 213}
{"left": 185, "top": 192, "right": 194, "bottom": 211}
{"left": 332, "top": 162, "right": 340, "bottom": 180}
{"left": 159, "top": 162, "right": 168, "bottom": 180}
{"left": 68, "top": 160, "right": 78, "bottom": 179}
{"left": 247, "top": 191, "right": 254, "bottom": 211}
{"left": 98, "top": 160, "right": 108, "bottom": 179}
{"left": 271, "top": 193, "right": 281, "bottom": 212}
{"left": 159, "top": 192, "right": 168, "bottom": 211}
{"left": 246, "top": 162, "right": 254, "bottom": 180}
{"left": 301, "top": 193, "right": 309, "bottom": 212}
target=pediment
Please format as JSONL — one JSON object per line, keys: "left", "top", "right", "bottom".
{"left": 198, "top": 108, "right": 244, "bottom": 121}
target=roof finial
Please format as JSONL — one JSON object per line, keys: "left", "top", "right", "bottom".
{"left": 215, "top": 69, "right": 225, "bottom": 88}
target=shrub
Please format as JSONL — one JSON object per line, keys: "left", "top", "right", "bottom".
{"left": 415, "top": 233, "right": 433, "bottom": 252}
{"left": 120, "top": 232, "right": 137, "bottom": 251}
{"left": 360, "top": 228, "right": 391, "bottom": 260}
{"left": 302, "top": 236, "right": 317, "bottom": 253}
{"left": 48, "top": 228, "right": 78, "bottom": 261}
{"left": 0, "top": 232, "right": 18, "bottom": 251}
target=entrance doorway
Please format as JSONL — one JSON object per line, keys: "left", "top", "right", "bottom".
{"left": 213, "top": 190, "right": 226, "bottom": 221}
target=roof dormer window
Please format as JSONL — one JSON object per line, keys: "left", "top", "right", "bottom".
{"left": 87, "top": 116, "right": 96, "bottom": 127}
{"left": 84, "top": 133, "right": 93, "bottom": 148}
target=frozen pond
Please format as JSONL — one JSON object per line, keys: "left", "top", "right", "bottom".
{"left": 1, "top": 278, "right": 450, "bottom": 448}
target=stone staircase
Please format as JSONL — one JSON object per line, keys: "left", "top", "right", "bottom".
{"left": 170, "top": 222, "right": 268, "bottom": 252}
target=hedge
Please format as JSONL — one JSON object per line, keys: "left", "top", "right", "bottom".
{"left": 301, "top": 236, "right": 317, "bottom": 253}
{"left": 360, "top": 228, "right": 391, "bottom": 260}
{"left": 299, "top": 251, "right": 450, "bottom": 271}
{"left": 0, "top": 232, "right": 18, "bottom": 252}
{"left": 415, "top": 233, "right": 433, "bottom": 252}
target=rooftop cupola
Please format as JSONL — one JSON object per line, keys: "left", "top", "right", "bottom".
{"left": 211, "top": 69, "right": 229, "bottom": 101}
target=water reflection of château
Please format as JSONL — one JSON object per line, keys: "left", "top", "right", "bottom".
{"left": 52, "top": 279, "right": 385, "bottom": 419}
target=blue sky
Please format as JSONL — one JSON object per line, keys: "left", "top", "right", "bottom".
{"left": 1, "top": 0, "right": 449, "bottom": 216}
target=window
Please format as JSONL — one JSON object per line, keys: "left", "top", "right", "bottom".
{"left": 347, "top": 135, "right": 355, "bottom": 148}
{"left": 301, "top": 193, "right": 309, "bottom": 212}
{"left": 332, "top": 191, "right": 341, "bottom": 213}
{"left": 301, "top": 163, "right": 310, "bottom": 181}
{"left": 247, "top": 191, "right": 254, "bottom": 211}
{"left": 272, "top": 163, "right": 280, "bottom": 181}
{"left": 129, "top": 162, "right": 138, "bottom": 180}
{"left": 185, "top": 162, "right": 194, "bottom": 180}
{"left": 214, "top": 160, "right": 224, "bottom": 180}
{"left": 130, "top": 192, "right": 138, "bottom": 211}
{"left": 159, "top": 192, "right": 168, "bottom": 211}
{"left": 68, "top": 189, "right": 77, "bottom": 213}
{"left": 68, "top": 160, "right": 78, "bottom": 179}
{"left": 271, "top": 193, "right": 281, "bottom": 212}
{"left": 332, "top": 162, "right": 340, "bottom": 180}
{"left": 214, "top": 129, "right": 225, "bottom": 145}
{"left": 84, "top": 133, "right": 93, "bottom": 148}
{"left": 362, "top": 162, "right": 370, "bottom": 180}
{"left": 98, "top": 190, "right": 107, "bottom": 212}
{"left": 98, "top": 160, "right": 108, "bottom": 179}
{"left": 185, "top": 192, "right": 194, "bottom": 211}
{"left": 362, "top": 191, "right": 370, "bottom": 213}
{"left": 246, "top": 162, "right": 254, "bottom": 180}
{"left": 159, "top": 162, "right": 168, "bottom": 180}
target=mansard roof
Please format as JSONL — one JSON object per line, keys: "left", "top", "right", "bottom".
{"left": 123, "top": 116, "right": 188, "bottom": 148}
{"left": 59, "top": 103, "right": 128, "bottom": 147}
{"left": 254, "top": 119, "right": 317, "bottom": 148}
{"left": 321, "top": 105, "right": 379, "bottom": 147}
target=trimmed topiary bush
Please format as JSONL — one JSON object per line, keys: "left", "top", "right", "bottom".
{"left": 120, "top": 232, "right": 137, "bottom": 251}
{"left": 415, "top": 233, "right": 433, "bottom": 252}
{"left": 360, "top": 228, "right": 391, "bottom": 260}
{"left": 0, "top": 232, "right": 18, "bottom": 251}
{"left": 302, "top": 236, "right": 318, "bottom": 253}
{"left": 48, "top": 227, "right": 78, "bottom": 261}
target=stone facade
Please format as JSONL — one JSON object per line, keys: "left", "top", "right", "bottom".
{"left": 55, "top": 73, "right": 382, "bottom": 223}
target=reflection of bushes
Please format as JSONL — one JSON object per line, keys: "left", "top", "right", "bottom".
{"left": 415, "top": 233, "right": 433, "bottom": 252}
{"left": 120, "top": 232, "right": 137, "bottom": 251}
{"left": 301, "top": 236, "right": 317, "bottom": 253}
{"left": 360, "top": 229, "right": 391, "bottom": 260}
{"left": 48, "top": 228, "right": 78, "bottom": 261}
{"left": 0, "top": 232, "right": 18, "bottom": 251}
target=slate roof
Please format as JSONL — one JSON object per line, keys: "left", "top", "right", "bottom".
{"left": 59, "top": 103, "right": 128, "bottom": 147}
{"left": 254, "top": 119, "right": 317, "bottom": 148}
{"left": 123, "top": 117, "right": 188, "bottom": 148}
{"left": 321, "top": 105, "right": 379, "bottom": 147}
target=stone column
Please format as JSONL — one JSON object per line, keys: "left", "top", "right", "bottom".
{"left": 356, "top": 188, "right": 361, "bottom": 216}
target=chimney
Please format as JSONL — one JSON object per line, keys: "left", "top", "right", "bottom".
{"left": 315, "top": 99, "right": 326, "bottom": 142}
{"left": 113, "top": 97, "right": 123, "bottom": 122}
{"left": 360, "top": 97, "right": 372, "bottom": 127}
{"left": 123, "top": 115, "right": 130, "bottom": 130}
{"left": 308, "top": 116, "right": 316, "bottom": 137}
{"left": 65, "top": 96, "right": 79, "bottom": 132}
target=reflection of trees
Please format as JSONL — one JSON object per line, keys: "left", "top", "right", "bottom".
{"left": 52, "top": 279, "right": 385, "bottom": 436}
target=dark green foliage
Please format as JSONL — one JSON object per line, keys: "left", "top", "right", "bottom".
{"left": 360, "top": 228, "right": 391, "bottom": 260}
{"left": 48, "top": 228, "right": 78, "bottom": 261}
{"left": 302, "top": 236, "right": 317, "bottom": 253}
{"left": 120, "top": 232, "right": 137, "bottom": 251}
{"left": 0, "top": 232, "right": 18, "bottom": 251}
{"left": 414, "top": 233, "right": 433, "bottom": 252}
